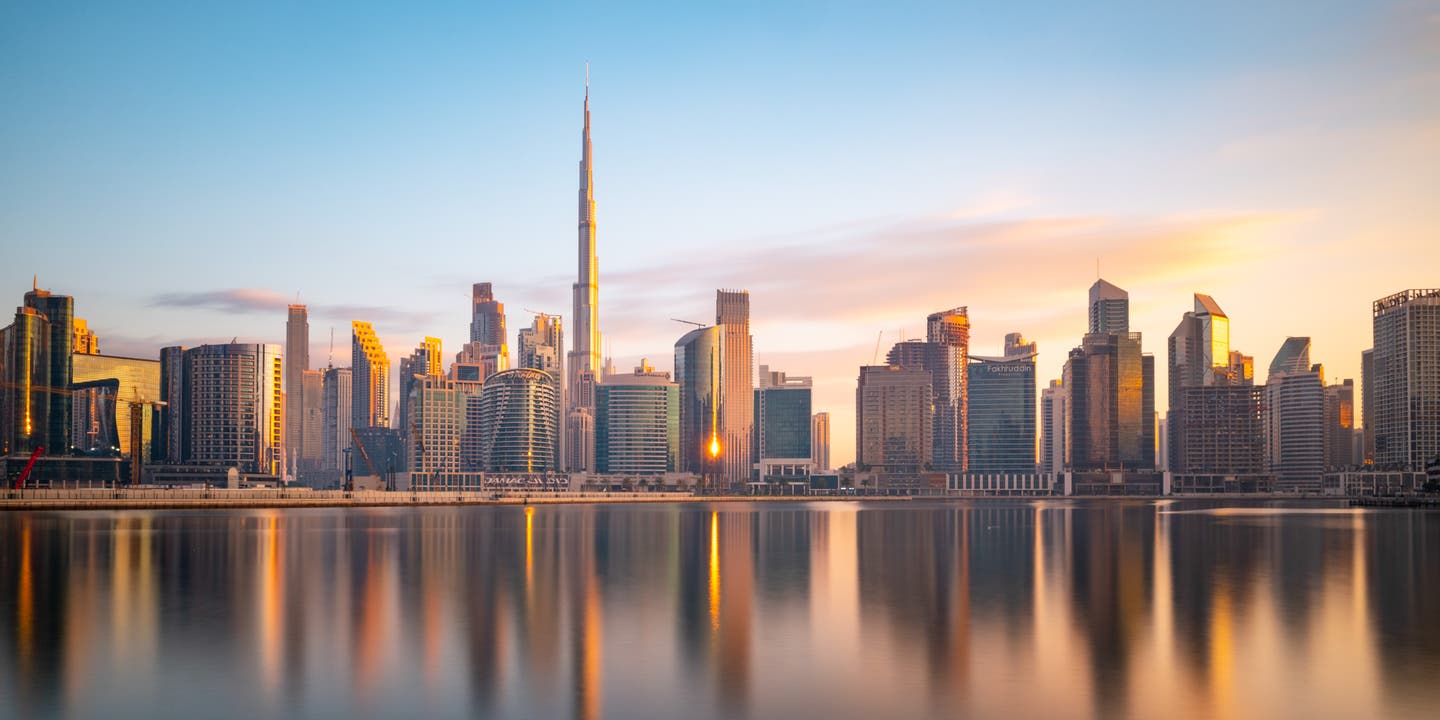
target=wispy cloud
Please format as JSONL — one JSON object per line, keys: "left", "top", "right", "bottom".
{"left": 150, "top": 288, "right": 438, "bottom": 328}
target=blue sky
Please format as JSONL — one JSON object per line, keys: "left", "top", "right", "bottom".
{"left": 3, "top": 1, "right": 1438, "bottom": 464}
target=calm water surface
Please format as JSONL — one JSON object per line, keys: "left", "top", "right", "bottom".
{"left": 2, "top": 500, "right": 1439, "bottom": 719}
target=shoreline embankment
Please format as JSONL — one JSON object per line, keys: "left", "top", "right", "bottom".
{"left": 0, "top": 488, "right": 1361, "bottom": 512}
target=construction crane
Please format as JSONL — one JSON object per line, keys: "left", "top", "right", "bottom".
{"left": 523, "top": 307, "right": 561, "bottom": 321}
{"left": 348, "top": 427, "right": 380, "bottom": 491}
{"left": 872, "top": 330, "right": 884, "bottom": 365}
{"left": 0, "top": 380, "right": 165, "bottom": 488}
{"left": 671, "top": 318, "right": 707, "bottom": 328}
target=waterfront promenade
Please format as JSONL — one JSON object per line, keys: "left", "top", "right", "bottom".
{"left": 0, "top": 488, "right": 915, "bottom": 511}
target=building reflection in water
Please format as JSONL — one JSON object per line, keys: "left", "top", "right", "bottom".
{"left": 4, "top": 502, "right": 1440, "bottom": 719}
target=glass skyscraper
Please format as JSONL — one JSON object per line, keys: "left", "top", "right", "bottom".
{"left": 1, "top": 283, "right": 74, "bottom": 457}
{"left": 70, "top": 353, "right": 161, "bottom": 462}
{"left": 967, "top": 335, "right": 1037, "bottom": 474}
{"left": 596, "top": 361, "right": 679, "bottom": 475}
{"left": 675, "top": 325, "right": 723, "bottom": 477}
{"left": 716, "top": 290, "right": 754, "bottom": 490}
{"left": 753, "top": 365, "right": 812, "bottom": 483}
{"left": 883, "top": 307, "right": 970, "bottom": 473}
{"left": 474, "top": 368, "right": 558, "bottom": 473}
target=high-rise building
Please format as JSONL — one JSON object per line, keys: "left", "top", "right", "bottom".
{"left": 469, "top": 282, "right": 507, "bottom": 345}
{"left": 568, "top": 76, "right": 602, "bottom": 473}
{"left": 1039, "top": 379, "right": 1066, "bottom": 475}
{"left": 284, "top": 304, "right": 309, "bottom": 472}
{"left": 716, "top": 290, "right": 754, "bottom": 489}
{"left": 883, "top": 307, "right": 971, "bottom": 473}
{"left": 675, "top": 325, "right": 723, "bottom": 477}
{"left": 158, "top": 346, "right": 186, "bottom": 462}
{"left": 596, "top": 360, "right": 679, "bottom": 475}
{"left": 351, "top": 321, "right": 389, "bottom": 430}
{"left": 811, "top": 412, "right": 831, "bottom": 472}
{"left": 856, "top": 365, "right": 933, "bottom": 488}
{"left": 2, "top": 306, "right": 53, "bottom": 456}
{"left": 1265, "top": 338, "right": 1324, "bottom": 491}
{"left": 322, "top": 367, "right": 352, "bottom": 471}
{"left": 72, "top": 318, "right": 99, "bottom": 354}
{"left": 926, "top": 308, "right": 969, "bottom": 473}
{"left": 1183, "top": 384, "right": 1266, "bottom": 475}
{"left": 1088, "top": 279, "right": 1129, "bottom": 335}
{"left": 518, "top": 314, "right": 564, "bottom": 377}
{"left": 301, "top": 369, "right": 324, "bottom": 471}
{"left": 1, "top": 283, "right": 76, "bottom": 457}
{"left": 1324, "top": 378, "right": 1357, "bottom": 469}
{"left": 1361, "top": 347, "right": 1375, "bottom": 463}
{"left": 166, "top": 343, "right": 283, "bottom": 475}
{"left": 406, "top": 375, "right": 483, "bottom": 478}
{"left": 70, "top": 353, "right": 161, "bottom": 461}
{"left": 753, "top": 365, "right": 812, "bottom": 484}
{"left": 396, "top": 337, "right": 442, "bottom": 438}
{"left": 475, "top": 368, "right": 559, "bottom": 473}
{"left": 1371, "top": 289, "right": 1440, "bottom": 470}
{"left": 1167, "top": 294, "right": 1253, "bottom": 473}
{"left": 967, "top": 333, "right": 1037, "bottom": 474}
{"left": 1064, "top": 331, "right": 1155, "bottom": 471}
{"left": 2, "top": 283, "right": 76, "bottom": 457}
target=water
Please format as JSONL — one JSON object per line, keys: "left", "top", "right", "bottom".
{"left": 2, "top": 500, "right": 1438, "bottom": 719}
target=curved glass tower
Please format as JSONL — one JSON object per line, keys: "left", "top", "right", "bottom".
{"left": 476, "top": 368, "right": 558, "bottom": 473}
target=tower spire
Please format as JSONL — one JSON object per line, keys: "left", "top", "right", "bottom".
{"left": 567, "top": 66, "right": 601, "bottom": 472}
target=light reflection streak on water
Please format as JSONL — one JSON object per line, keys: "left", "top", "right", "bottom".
{"left": 709, "top": 510, "right": 720, "bottom": 634}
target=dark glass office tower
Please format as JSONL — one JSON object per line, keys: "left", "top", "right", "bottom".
{"left": 968, "top": 338, "right": 1037, "bottom": 474}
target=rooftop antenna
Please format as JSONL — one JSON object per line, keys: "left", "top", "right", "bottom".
{"left": 328, "top": 327, "right": 334, "bottom": 367}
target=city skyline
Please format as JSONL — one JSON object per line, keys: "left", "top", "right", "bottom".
{"left": 4, "top": 2, "right": 1439, "bottom": 466}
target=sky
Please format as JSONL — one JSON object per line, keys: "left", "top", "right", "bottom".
{"left": 2, "top": 0, "right": 1438, "bottom": 466}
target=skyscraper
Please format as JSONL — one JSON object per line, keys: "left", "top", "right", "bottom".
{"left": 1371, "top": 289, "right": 1440, "bottom": 470}
{"left": 856, "top": 365, "right": 933, "bottom": 489}
{"left": 811, "top": 412, "right": 831, "bottom": 472}
{"left": 1168, "top": 294, "right": 1253, "bottom": 473}
{"left": 716, "top": 290, "right": 754, "bottom": 489}
{"left": 158, "top": 346, "right": 186, "bottom": 462}
{"left": 1324, "top": 379, "right": 1356, "bottom": 469}
{"left": 396, "top": 337, "right": 442, "bottom": 438}
{"left": 170, "top": 343, "right": 284, "bottom": 476}
{"left": 301, "top": 369, "right": 324, "bottom": 471}
{"left": 72, "top": 318, "right": 99, "bottom": 354}
{"left": 567, "top": 74, "right": 601, "bottom": 473}
{"left": 351, "top": 321, "right": 389, "bottom": 430}
{"left": 753, "top": 365, "right": 812, "bottom": 485}
{"left": 1064, "top": 332, "right": 1155, "bottom": 471}
{"left": 322, "top": 366, "right": 352, "bottom": 471}
{"left": 1088, "top": 279, "right": 1129, "bottom": 335}
{"left": 284, "top": 304, "right": 309, "bottom": 471}
{"left": 1040, "top": 379, "right": 1066, "bottom": 475}
{"left": 469, "top": 283, "right": 506, "bottom": 343}
{"left": 1265, "top": 338, "right": 1324, "bottom": 491}
{"left": 883, "top": 307, "right": 971, "bottom": 473}
{"left": 1, "top": 282, "right": 74, "bottom": 457}
{"left": 475, "top": 368, "right": 559, "bottom": 473}
{"left": 675, "top": 325, "right": 723, "bottom": 478}
{"left": 518, "top": 314, "right": 564, "bottom": 378}
{"left": 1361, "top": 347, "right": 1375, "bottom": 463}
{"left": 966, "top": 333, "right": 1037, "bottom": 474}
{"left": 596, "top": 360, "right": 679, "bottom": 475}
{"left": 407, "top": 375, "right": 483, "bottom": 482}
